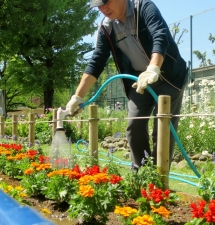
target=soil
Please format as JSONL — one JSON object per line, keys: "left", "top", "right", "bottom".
{"left": 0, "top": 172, "right": 195, "bottom": 225}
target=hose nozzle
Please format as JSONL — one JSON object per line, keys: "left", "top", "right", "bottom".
{"left": 56, "top": 107, "right": 70, "bottom": 129}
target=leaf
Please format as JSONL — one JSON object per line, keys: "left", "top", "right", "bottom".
{"left": 59, "top": 190, "right": 67, "bottom": 198}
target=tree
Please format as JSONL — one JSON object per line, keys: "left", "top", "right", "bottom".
{"left": 193, "top": 33, "right": 215, "bottom": 67}
{"left": 0, "top": 0, "right": 99, "bottom": 112}
{"left": 171, "top": 23, "right": 188, "bottom": 45}
{"left": 209, "top": 33, "right": 215, "bottom": 56}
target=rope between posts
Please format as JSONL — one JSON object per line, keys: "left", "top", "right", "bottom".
{"left": 2, "top": 112, "right": 215, "bottom": 124}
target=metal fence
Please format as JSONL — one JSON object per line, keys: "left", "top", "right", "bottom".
{"left": 168, "top": 7, "right": 215, "bottom": 70}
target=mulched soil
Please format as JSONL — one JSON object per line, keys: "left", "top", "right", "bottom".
{"left": 0, "top": 172, "right": 195, "bottom": 225}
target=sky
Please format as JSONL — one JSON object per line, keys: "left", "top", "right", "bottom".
{"left": 84, "top": 0, "right": 215, "bottom": 69}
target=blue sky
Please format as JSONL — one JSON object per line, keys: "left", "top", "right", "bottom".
{"left": 84, "top": 0, "right": 215, "bottom": 68}
{"left": 154, "top": 0, "right": 215, "bottom": 24}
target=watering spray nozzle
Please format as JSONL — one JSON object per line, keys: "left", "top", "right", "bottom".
{"left": 56, "top": 107, "right": 70, "bottom": 129}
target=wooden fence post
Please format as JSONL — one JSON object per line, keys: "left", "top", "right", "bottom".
{"left": 157, "top": 95, "right": 171, "bottom": 189}
{"left": 12, "top": 115, "right": 18, "bottom": 140}
{"left": 28, "top": 113, "right": 35, "bottom": 146}
{"left": 80, "top": 116, "right": 83, "bottom": 135}
{"left": 109, "top": 120, "right": 112, "bottom": 136}
{"left": 89, "top": 104, "right": 98, "bottom": 160}
{"left": 52, "top": 109, "right": 57, "bottom": 138}
{"left": 0, "top": 116, "right": 4, "bottom": 137}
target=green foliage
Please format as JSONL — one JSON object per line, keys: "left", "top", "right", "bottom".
{"left": 4, "top": 119, "right": 13, "bottom": 137}
{"left": 176, "top": 116, "right": 215, "bottom": 155}
{"left": 21, "top": 171, "right": 49, "bottom": 196}
{"left": 18, "top": 123, "right": 28, "bottom": 137}
{"left": 123, "top": 154, "right": 163, "bottom": 199}
{"left": 65, "top": 107, "right": 127, "bottom": 142}
{"left": 185, "top": 218, "right": 207, "bottom": 225}
{"left": 176, "top": 79, "right": 215, "bottom": 155}
{"left": 0, "top": 0, "right": 99, "bottom": 110}
{"left": 34, "top": 113, "right": 53, "bottom": 144}
{"left": 41, "top": 175, "right": 77, "bottom": 203}
{"left": 4, "top": 157, "right": 30, "bottom": 178}
{"left": 197, "top": 161, "right": 215, "bottom": 202}
{"left": 67, "top": 170, "right": 127, "bottom": 224}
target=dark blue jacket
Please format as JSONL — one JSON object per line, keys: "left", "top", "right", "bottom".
{"left": 85, "top": 0, "right": 188, "bottom": 96}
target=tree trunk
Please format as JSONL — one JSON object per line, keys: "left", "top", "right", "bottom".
{"left": 43, "top": 86, "right": 54, "bottom": 113}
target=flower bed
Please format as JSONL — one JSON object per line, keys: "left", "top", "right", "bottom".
{"left": 0, "top": 142, "right": 215, "bottom": 224}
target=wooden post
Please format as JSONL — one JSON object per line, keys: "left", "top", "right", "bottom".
{"left": 109, "top": 120, "right": 112, "bottom": 136}
{"left": 157, "top": 95, "right": 171, "bottom": 189}
{"left": 12, "top": 115, "right": 18, "bottom": 140}
{"left": 52, "top": 109, "right": 57, "bottom": 138}
{"left": 0, "top": 116, "right": 5, "bottom": 137}
{"left": 89, "top": 104, "right": 98, "bottom": 160}
{"left": 80, "top": 117, "right": 83, "bottom": 135}
{"left": 28, "top": 113, "right": 35, "bottom": 146}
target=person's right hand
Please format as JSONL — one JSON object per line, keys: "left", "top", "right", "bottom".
{"left": 66, "top": 95, "right": 85, "bottom": 116}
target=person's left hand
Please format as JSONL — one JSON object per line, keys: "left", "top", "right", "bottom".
{"left": 132, "top": 65, "right": 160, "bottom": 94}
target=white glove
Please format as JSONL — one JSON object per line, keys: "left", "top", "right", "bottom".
{"left": 132, "top": 65, "right": 160, "bottom": 94}
{"left": 66, "top": 95, "right": 84, "bottom": 116}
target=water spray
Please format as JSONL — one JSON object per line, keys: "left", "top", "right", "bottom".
{"left": 49, "top": 107, "right": 72, "bottom": 169}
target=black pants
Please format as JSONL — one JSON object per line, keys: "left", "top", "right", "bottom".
{"left": 126, "top": 78, "right": 187, "bottom": 168}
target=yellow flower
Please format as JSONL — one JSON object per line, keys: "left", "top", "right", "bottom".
{"left": 151, "top": 205, "right": 171, "bottom": 218}
{"left": 132, "top": 215, "right": 155, "bottom": 225}
{"left": 78, "top": 185, "right": 95, "bottom": 197}
{"left": 41, "top": 208, "right": 51, "bottom": 214}
{"left": 15, "top": 186, "right": 25, "bottom": 191}
{"left": 18, "top": 192, "right": 27, "bottom": 198}
{"left": 7, "top": 185, "right": 13, "bottom": 192}
{"left": 114, "top": 206, "right": 137, "bottom": 218}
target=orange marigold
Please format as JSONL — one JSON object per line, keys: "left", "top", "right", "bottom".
{"left": 132, "top": 215, "right": 155, "bottom": 225}
{"left": 47, "top": 171, "right": 58, "bottom": 177}
{"left": 114, "top": 206, "right": 137, "bottom": 218}
{"left": 35, "top": 163, "right": 52, "bottom": 171}
{"left": 30, "top": 162, "right": 40, "bottom": 167}
{"left": 7, "top": 156, "right": 15, "bottom": 160}
{"left": 56, "top": 169, "right": 70, "bottom": 176}
{"left": 24, "top": 168, "right": 34, "bottom": 175}
{"left": 92, "top": 173, "right": 109, "bottom": 184}
{"left": 1, "top": 150, "right": 12, "bottom": 155}
{"left": 14, "top": 153, "right": 26, "bottom": 160}
{"left": 151, "top": 205, "right": 171, "bottom": 218}
{"left": 78, "top": 185, "right": 95, "bottom": 197}
{"left": 78, "top": 175, "right": 93, "bottom": 185}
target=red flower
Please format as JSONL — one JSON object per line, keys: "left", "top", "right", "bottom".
{"left": 26, "top": 150, "right": 38, "bottom": 159}
{"left": 141, "top": 189, "right": 147, "bottom": 198}
{"left": 164, "top": 190, "right": 170, "bottom": 198}
{"left": 190, "top": 200, "right": 206, "bottom": 218}
{"left": 85, "top": 165, "right": 101, "bottom": 175}
{"left": 39, "top": 155, "right": 45, "bottom": 163}
{"left": 109, "top": 174, "right": 122, "bottom": 184}
{"left": 140, "top": 185, "right": 171, "bottom": 205}
{"left": 204, "top": 200, "right": 215, "bottom": 222}
{"left": 148, "top": 183, "right": 154, "bottom": 190}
